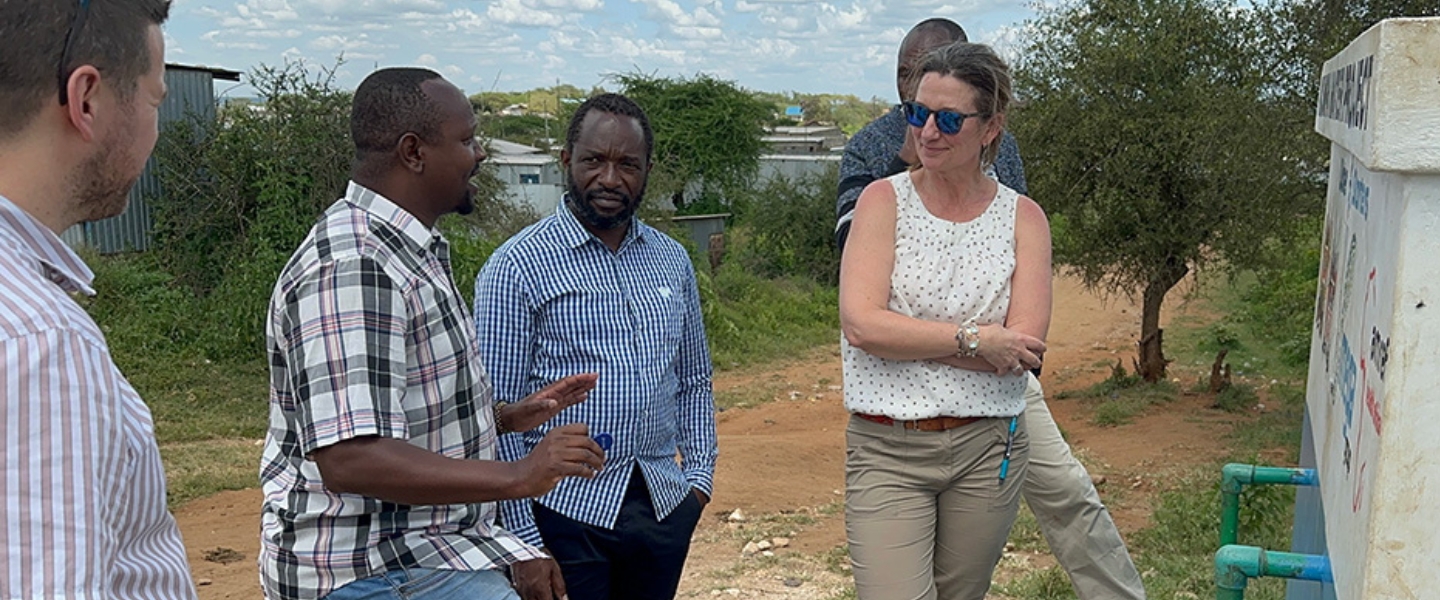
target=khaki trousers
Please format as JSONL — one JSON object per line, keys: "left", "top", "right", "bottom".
{"left": 1021, "top": 374, "right": 1146, "bottom": 599}
{"left": 845, "top": 413, "right": 1029, "bottom": 600}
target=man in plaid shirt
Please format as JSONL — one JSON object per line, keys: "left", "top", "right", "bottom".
{"left": 260, "top": 68, "right": 605, "bottom": 600}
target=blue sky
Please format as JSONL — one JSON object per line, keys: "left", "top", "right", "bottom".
{"left": 163, "top": 0, "right": 1038, "bottom": 102}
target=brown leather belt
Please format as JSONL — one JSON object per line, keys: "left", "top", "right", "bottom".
{"left": 854, "top": 413, "right": 984, "bottom": 432}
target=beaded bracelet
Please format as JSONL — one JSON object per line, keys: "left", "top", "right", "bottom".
{"left": 493, "top": 401, "right": 513, "bottom": 435}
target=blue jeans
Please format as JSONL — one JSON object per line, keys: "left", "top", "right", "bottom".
{"left": 323, "top": 568, "right": 520, "bottom": 600}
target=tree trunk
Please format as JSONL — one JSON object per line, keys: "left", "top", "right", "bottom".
{"left": 1137, "top": 261, "right": 1189, "bottom": 383}
{"left": 1209, "top": 349, "right": 1231, "bottom": 393}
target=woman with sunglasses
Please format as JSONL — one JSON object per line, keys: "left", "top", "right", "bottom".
{"left": 838, "top": 41, "right": 1052, "bottom": 600}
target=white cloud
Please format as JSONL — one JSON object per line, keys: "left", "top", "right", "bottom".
{"left": 532, "top": 0, "right": 604, "bottom": 11}
{"left": 484, "top": 0, "right": 600, "bottom": 28}
{"left": 293, "top": 0, "right": 447, "bottom": 16}
{"left": 310, "top": 33, "right": 390, "bottom": 52}
{"left": 163, "top": 31, "right": 185, "bottom": 55}
{"left": 172, "top": 0, "right": 1037, "bottom": 101}
{"left": 236, "top": 0, "right": 299, "bottom": 21}
{"left": 487, "top": 0, "right": 565, "bottom": 27}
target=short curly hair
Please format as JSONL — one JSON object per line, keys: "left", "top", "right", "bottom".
{"left": 350, "top": 67, "right": 446, "bottom": 160}
{"left": 564, "top": 93, "right": 653, "bottom": 163}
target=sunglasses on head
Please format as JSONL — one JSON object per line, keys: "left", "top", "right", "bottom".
{"left": 902, "top": 101, "right": 986, "bottom": 135}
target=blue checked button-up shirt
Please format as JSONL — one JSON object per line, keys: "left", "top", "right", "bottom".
{"left": 474, "top": 201, "right": 718, "bottom": 546}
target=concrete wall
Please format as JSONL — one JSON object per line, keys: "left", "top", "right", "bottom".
{"left": 1304, "top": 17, "right": 1440, "bottom": 600}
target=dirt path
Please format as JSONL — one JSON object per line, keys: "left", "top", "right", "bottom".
{"left": 174, "top": 275, "right": 1233, "bottom": 598}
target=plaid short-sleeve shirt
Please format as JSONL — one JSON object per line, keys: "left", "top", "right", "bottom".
{"left": 260, "top": 182, "right": 544, "bottom": 600}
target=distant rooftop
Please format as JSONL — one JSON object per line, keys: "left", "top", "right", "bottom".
{"left": 166, "top": 63, "right": 242, "bottom": 82}
{"left": 488, "top": 139, "right": 544, "bottom": 155}
{"left": 769, "top": 125, "right": 843, "bottom": 136}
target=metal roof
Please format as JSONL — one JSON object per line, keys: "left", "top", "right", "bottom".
{"left": 488, "top": 138, "right": 545, "bottom": 155}
{"left": 165, "top": 63, "right": 242, "bottom": 81}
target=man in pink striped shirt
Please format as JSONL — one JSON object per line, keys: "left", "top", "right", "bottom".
{"left": 0, "top": 1, "right": 196, "bottom": 598}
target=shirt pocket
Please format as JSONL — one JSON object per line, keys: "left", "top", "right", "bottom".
{"left": 533, "top": 285, "right": 628, "bottom": 360}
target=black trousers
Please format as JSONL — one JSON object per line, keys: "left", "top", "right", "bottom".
{"left": 533, "top": 467, "right": 704, "bottom": 600}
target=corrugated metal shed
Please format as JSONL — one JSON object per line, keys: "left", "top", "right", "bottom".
{"left": 61, "top": 63, "right": 241, "bottom": 253}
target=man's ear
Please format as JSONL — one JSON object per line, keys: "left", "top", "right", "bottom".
{"left": 559, "top": 148, "right": 571, "bottom": 170}
{"left": 398, "top": 132, "right": 424, "bottom": 174}
{"left": 64, "top": 65, "right": 105, "bottom": 143}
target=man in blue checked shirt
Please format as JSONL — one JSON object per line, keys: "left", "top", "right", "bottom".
{"left": 475, "top": 93, "right": 718, "bottom": 600}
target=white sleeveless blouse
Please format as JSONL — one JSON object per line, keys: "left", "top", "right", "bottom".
{"left": 842, "top": 171, "right": 1027, "bottom": 419}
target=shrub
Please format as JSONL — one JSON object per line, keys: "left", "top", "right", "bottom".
{"left": 149, "top": 61, "right": 515, "bottom": 360}
{"left": 726, "top": 166, "right": 841, "bottom": 285}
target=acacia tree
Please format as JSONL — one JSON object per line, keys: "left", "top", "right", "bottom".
{"left": 1012, "top": 0, "right": 1319, "bottom": 381}
{"left": 611, "top": 73, "right": 771, "bottom": 211}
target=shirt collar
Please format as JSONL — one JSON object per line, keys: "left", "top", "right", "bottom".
{"left": 555, "top": 193, "right": 647, "bottom": 251}
{"left": 0, "top": 194, "right": 96, "bottom": 296}
{"left": 343, "top": 181, "right": 441, "bottom": 250}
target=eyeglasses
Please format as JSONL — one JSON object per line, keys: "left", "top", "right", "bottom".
{"left": 57, "top": 0, "right": 94, "bottom": 106}
{"left": 902, "top": 101, "right": 986, "bottom": 135}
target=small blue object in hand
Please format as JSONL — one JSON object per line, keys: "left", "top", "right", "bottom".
{"left": 594, "top": 433, "right": 613, "bottom": 452}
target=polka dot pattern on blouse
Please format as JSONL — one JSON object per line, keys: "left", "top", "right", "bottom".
{"left": 842, "top": 171, "right": 1027, "bottom": 420}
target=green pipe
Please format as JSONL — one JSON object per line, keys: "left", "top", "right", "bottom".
{"left": 1219, "top": 464, "right": 1318, "bottom": 546}
{"left": 1215, "top": 545, "right": 1332, "bottom": 600}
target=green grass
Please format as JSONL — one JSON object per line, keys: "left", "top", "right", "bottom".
{"left": 1055, "top": 364, "right": 1180, "bottom": 426}
{"left": 1008, "top": 504, "right": 1049, "bottom": 553}
{"left": 1214, "top": 382, "right": 1260, "bottom": 413}
{"left": 703, "top": 267, "right": 839, "bottom": 371}
{"left": 1166, "top": 272, "right": 1310, "bottom": 385}
{"left": 994, "top": 566, "right": 1076, "bottom": 599}
{"left": 129, "top": 356, "right": 269, "bottom": 444}
{"left": 160, "top": 440, "right": 261, "bottom": 507}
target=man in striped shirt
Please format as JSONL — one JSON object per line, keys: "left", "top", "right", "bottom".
{"left": 475, "top": 94, "right": 718, "bottom": 600}
{"left": 0, "top": 0, "right": 196, "bottom": 598}
{"left": 261, "top": 68, "right": 606, "bottom": 600}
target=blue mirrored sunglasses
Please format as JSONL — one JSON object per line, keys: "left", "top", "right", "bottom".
{"left": 902, "top": 101, "right": 985, "bottom": 135}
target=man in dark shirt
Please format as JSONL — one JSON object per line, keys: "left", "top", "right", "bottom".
{"left": 833, "top": 19, "right": 1148, "bottom": 600}
{"left": 834, "top": 19, "right": 1027, "bottom": 249}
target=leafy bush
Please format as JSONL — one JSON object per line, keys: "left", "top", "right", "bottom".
{"left": 704, "top": 267, "right": 838, "bottom": 369}
{"left": 148, "top": 62, "right": 352, "bottom": 360}
{"left": 1237, "top": 216, "right": 1321, "bottom": 367}
{"left": 150, "top": 62, "right": 517, "bottom": 360}
{"left": 76, "top": 250, "right": 199, "bottom": 362}
{"left": 726, "top": 166, "right": 841, "bottom": 285}
{"left": 1215, "top": 382, "right": 1260, "bottom": 412}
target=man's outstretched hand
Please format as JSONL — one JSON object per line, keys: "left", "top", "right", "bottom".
{"left": 501, "top": 373, "right": 599, "bottom": 433}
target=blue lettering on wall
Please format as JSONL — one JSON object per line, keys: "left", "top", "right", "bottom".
{"left": 1349, "top": 172, "right": 1370, "bottom": 219}
{"left": 1336, "top": 157, "right": 1370, "bottom": 220}
{"left": 1339, "top": 334, "right": 1358, "bottom": 438}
